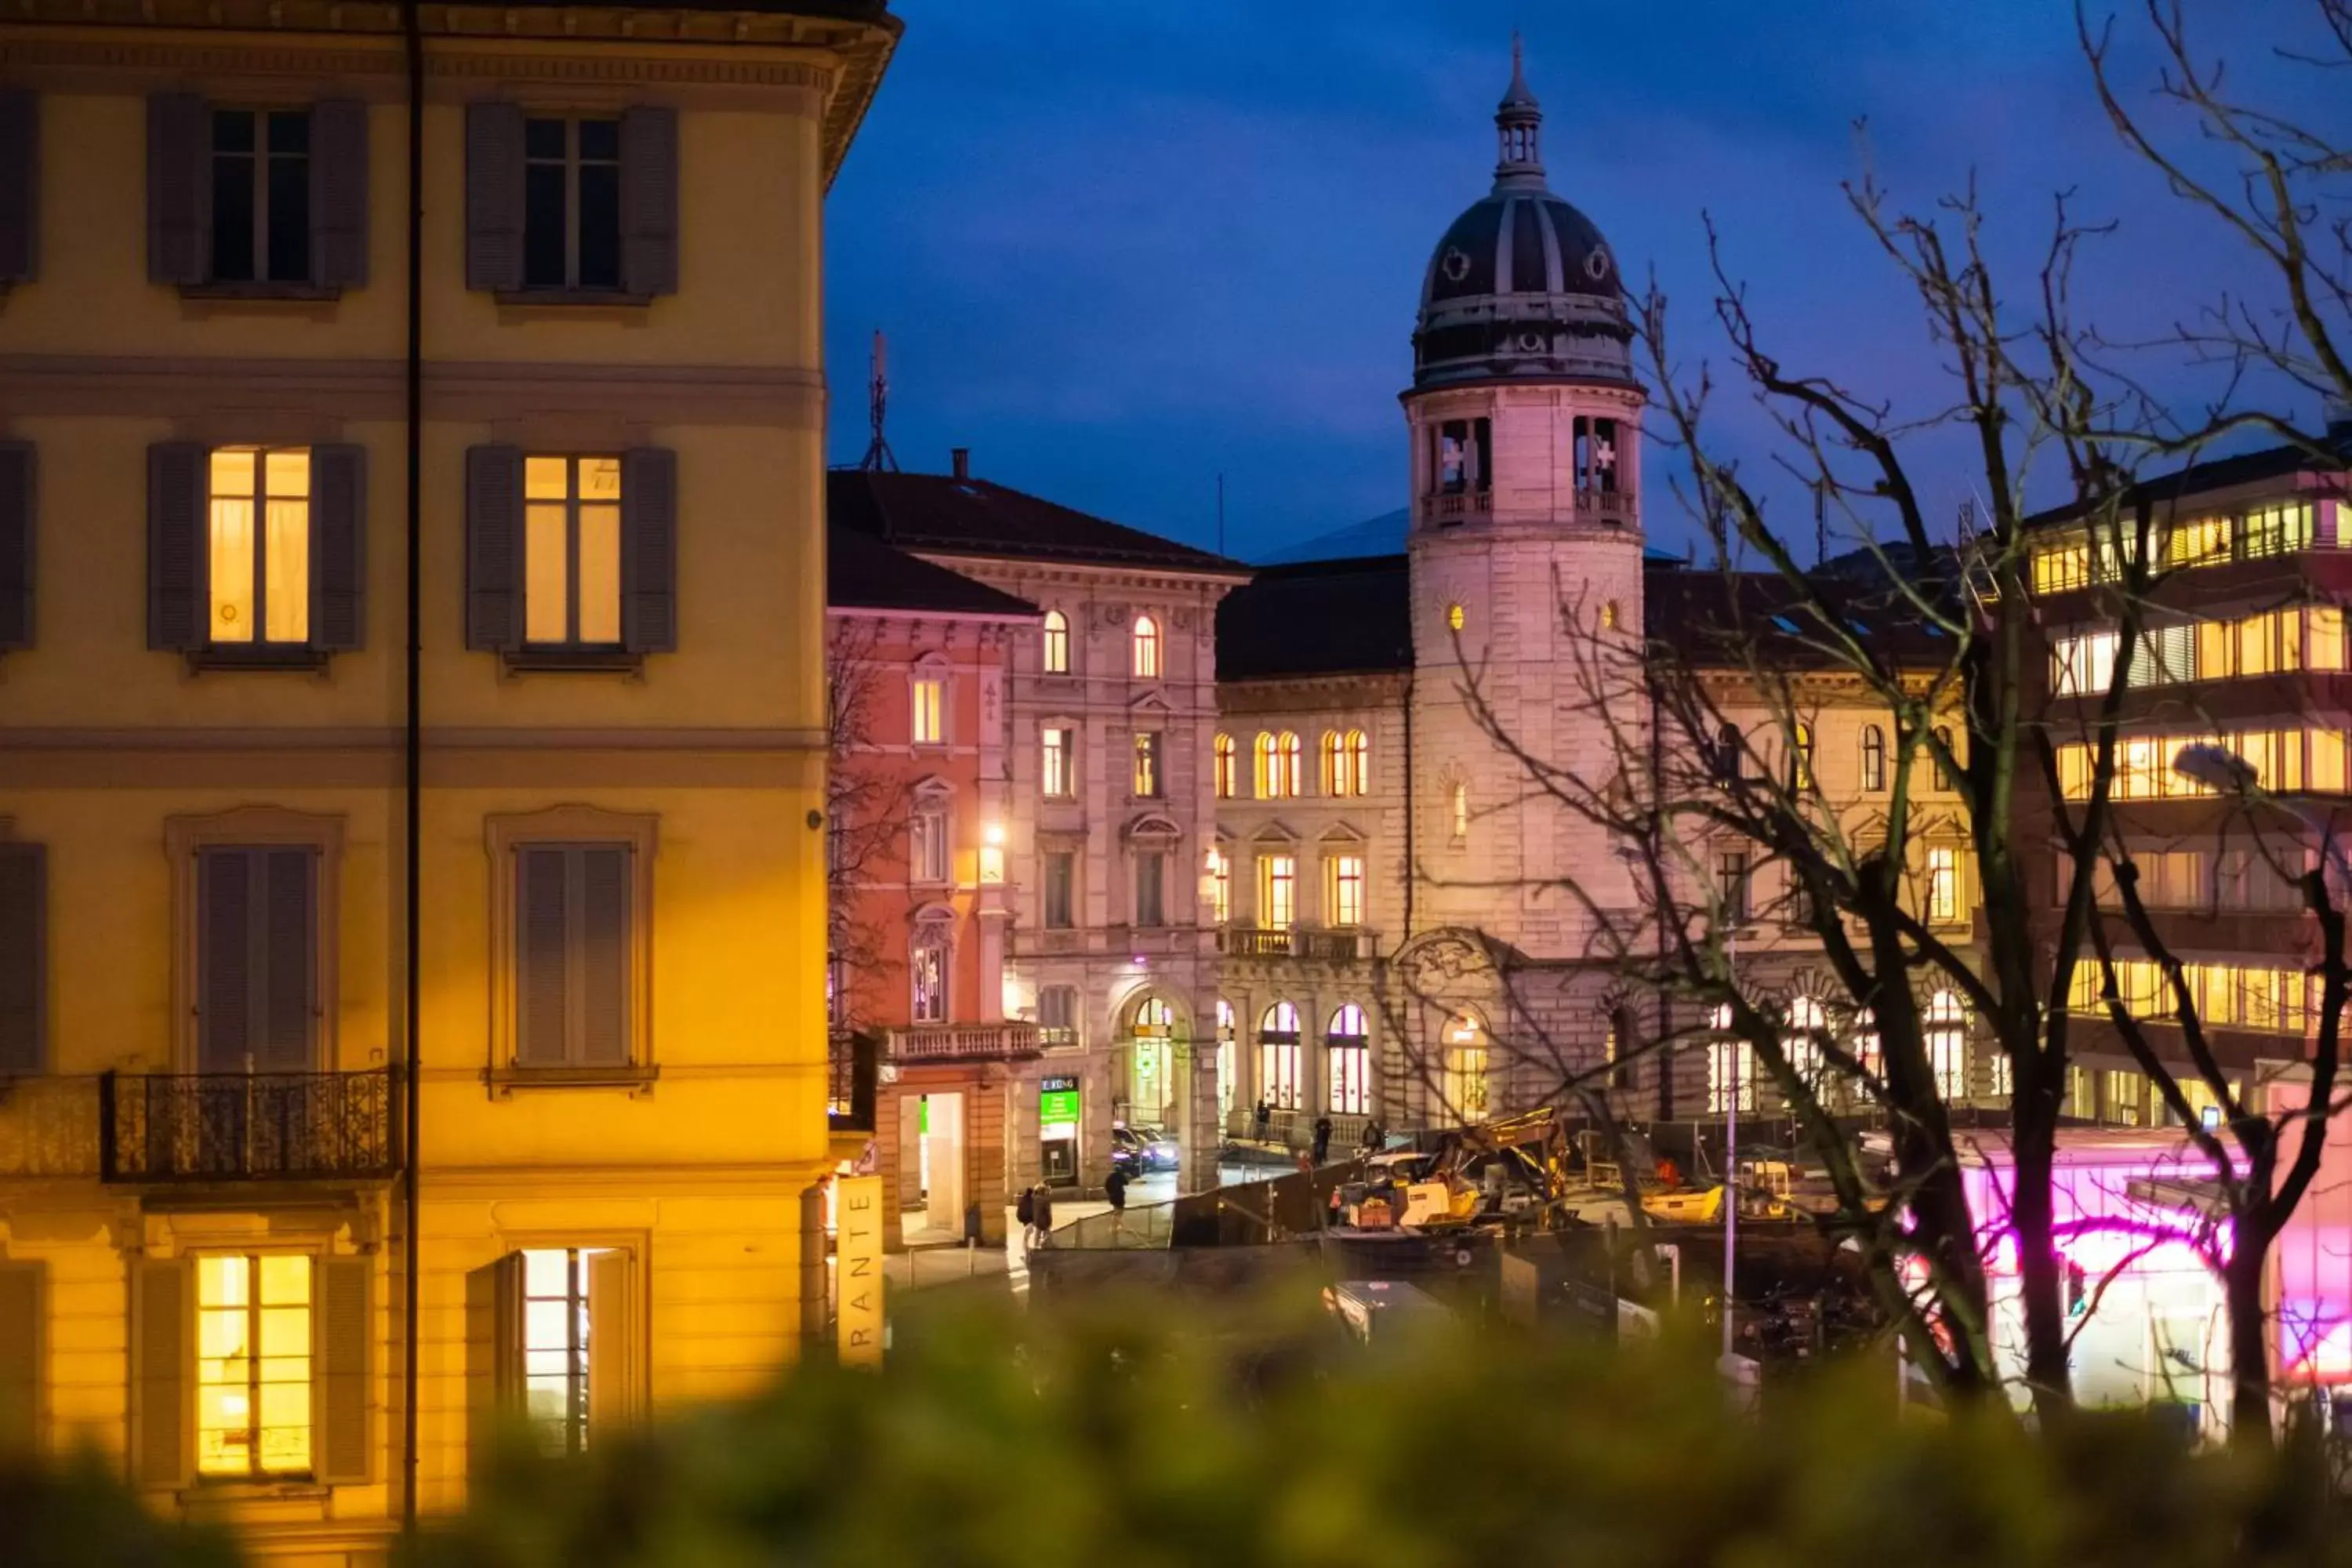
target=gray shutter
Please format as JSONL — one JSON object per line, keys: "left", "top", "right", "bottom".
{"left": 259, "top": 848, "right": 316, "bottom": 1072}
{"left": 0, "top": 1260, "right": 39, "bottom": 1456}
{"left": 465, "top": 445, "right": 522, "bottom": 652}
{"left": 147, "top": 442, "right": 206, "bottom": 652}
{"left": 146, "top": 93, "right": 209, "bottom": 286}
{"left": 314, "top": 1257, "right": 371, "bottom": 1485}
{"left": 132, "top": 1258, "right": 192, "bottom": 1490}
{"left": 0, "top": 844, "right": 45, "bottom": 1075}
{"left": 310, "top": 444, "right": 365, "bottom": 651}
{"left": 463, "top": 102, "right": 524, "bottom": 293}
{"left": 0, "top": 441, "right": 31, "bottom": 651}
{"left": 619, "top": 107, "right": 679, "bottom": 297}
{"left": 196, "top": 849, "right": 252, "bottom": 1073}
{"left": 619, "top": 447, "right": 677, "bottom": 653}
{"left": 579, "top": 848, "right": 630, "bottom": 1065}
{"left": 586, "top": 1250, "right": 633, "bottom": 1436}
{"left": 0, "top": 91, "right": 35, "bottom": 285}
{"left": 464, "top": 1254, "right": 523, "bottom": 1472}
{"left": 309, "top": 100, "right": 369, "bottom": 291}
{"left": 517, "top": 848, "right": 569, "bottom": 1065}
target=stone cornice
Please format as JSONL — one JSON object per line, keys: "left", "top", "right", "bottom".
{"left": 0, "top": 2, "right": 901, "bottom": 183}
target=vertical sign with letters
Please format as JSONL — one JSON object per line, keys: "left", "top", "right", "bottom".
{"left": 837, "top": 1174, "right": 884, "bottom": 1366}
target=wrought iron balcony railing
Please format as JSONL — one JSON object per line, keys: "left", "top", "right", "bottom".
{"left": 1218, "top": 927, "right": 1376, "bottom": 962}
{"left": 100, "top": 1069, "right": 399, "bottom": 1185}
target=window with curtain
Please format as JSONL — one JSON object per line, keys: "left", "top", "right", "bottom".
{"left": 910, "top": 674, "right": 944, "bottom": 745}
{"left": 909, "top": 923, "right": 949, "bottom": 1023}
{"left": 1039, "top": 985, "right": 1078, "bottom": 1046}
{"left": 1041, "top": 608, "right": 1069, "bottom": 673}
{"left": 1327, "top": 1004, "right": 1370, "bottom": 1115}
{"left": 1041, "top": 728, "right": 1073, "bottom": 797}
{"left": 1327, "top": 855, "right": 1366, "bottom": 926}
{"left": 1132, "top": 614, "right": 1160, "bottom": 678}
{"left": 1258, "top": 1001, "right": 1301, "bottom": 1110}
{"left": 523, "top": 454, "right": 622, "bottom": 648}
{"left": 1258, "top": 854, "right": 1295, "bottom": 927}
{"left": 209, "top": 447, "right": 313, "bottom": 647}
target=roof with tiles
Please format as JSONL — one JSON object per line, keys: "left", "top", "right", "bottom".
{"left": 827, "top": 467, "right": 1250, "bottom": 576}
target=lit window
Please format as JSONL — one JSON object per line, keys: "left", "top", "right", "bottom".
{"left": 1706, "top": 1004, "right": 1754, "bottom": 1115}
{"left": 1599, "top": 599, "right": 1621, "bottom": 630}
{"left": 1132, "top": 615, "right": 1160, "bottom": 678}
{"left": 1443, "top": 1014, "right": 1489, "bottom": 1121}
{"left": 1788, "top": 722, "right": 1814, "bottom": 791}
{"left": 1327, "top": 855, "right": 1366, "bottom": 927}
{"left": 1205, "top": 847, "right": 1230, "bottom": 924}
{"left": 2031, "top": 537, "right": 2091, "bottom": 594}
{"left": 1782, "top": 996, "right": 1827, "bottom": 1091}
{"left": 524, "top": 117, "right": 622, "bottom": 291}
{"left": 1926, "top": 990, "right": 1968, "bottom": 1102}
{"left": 910, "top": 924, "right": 949, "bottom": 1022}
{"left": 208, "top": 447, "right": 312, "bottom": 645}
{"left": 1041, "top": 728, "right": 1073, "bottom": 798}
{"left": 1038, "top": 985, "right": 1079, "bottom": 1047}
{"left": 1860, "top": 724, "right": 1886, "bottom": 793}
{"left": 1133, "top": 731, "right": 1162, "bottom": 798}
{"left": 1213, "top": 733, "right": 1237, "bottom": 798}
{"left": 1321, "top": 731, "right": 1345, "bottom": 795}
{"left": 1927, "top": 845, "right": 1961, "bottom": 925}
{"left": 1345, "top": 730, "right": 1370, "bottom": 795}
{"left": 1932, "top": 726, "right": 1955, "bottom": 791}
{"left": 1259, "top": 854, "right": 1295, "bottom": 928}
{"left": 524, "top": 455, "right": 623, "bottom": 648}
{"left": 1446, "top": 602, "right": 1465, "bottom": 633}
{"left": 1450, "top": 781, "right": 1470, "bottom": 844}
{"left": 1042, "top": 609, "right": 1069, "bottom": 673}
{"left": 1258, "top": 1002, "right": 1302, "bottom": 1111}
{"left": 910, "top": 676, "right": 944, "bottom": 745}
{"left": 1327, "top": 1004, "right": 1370, "bottom": 1116}
{"left": 518, "top": 1247, "right": 621, "bottom": 1456}
{"left": 1257, "top": 733, "right": 1301, "bottom": 797}
{"left": 1322, "top": 730, "right": 1370, "bottom": 795}
{"left": 210, "top": 110, "right": 312, "bottom": 284}
{"left": 197, "top": 1254, "right": 311, "bottom": 1478}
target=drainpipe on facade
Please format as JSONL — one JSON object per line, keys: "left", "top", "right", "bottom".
{"left": 399, "top": 0, "right": 426, "bottom": 1534}
{"left": 1401, "top": 670, "right": 1415, "bottom": 942}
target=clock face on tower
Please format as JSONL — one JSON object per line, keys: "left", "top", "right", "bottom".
{"left": 1441, "top": 246, "right": 1472, "bottom": 283}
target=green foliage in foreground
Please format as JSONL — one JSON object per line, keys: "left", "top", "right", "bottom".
{"left": 2, "top": 1296, "right": 2346, "bottom": 1566}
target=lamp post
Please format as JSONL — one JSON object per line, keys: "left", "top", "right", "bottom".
{"left": 1722, "top": 924, "right": 1739, "bottom": 1369}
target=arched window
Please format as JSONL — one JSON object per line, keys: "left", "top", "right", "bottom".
{"left": 1132, "top": 996, "right": 1177, "bottom": 1036}
{"left": 1276, "top": 731, "right": 1302, "bottom": 797}
{"left": 1132, "top": 614, "right": 1160, "bottom": 679}
{"left": 1782, "top": 995, "right": 1828, "bottom": 1091}
{"left": 1933, "top": 726, "right": 1956, "bottom": 792}
{"left": 1714, "top": 724, "right": 1741, "bottom": 785}
{"left": 1599, "top": 599, "right": 1621, "bottom": 630}
{"left": 909, "top": 920, "right": 951, "bottom": 1024}
{"left": 1041, "top": 608, "right": 1069, "bottom": 673}
{"left": 1204, "top": 846, "right": 1230, "bottom": 924}
{"left": 1706, "top": 1001, "right": 1755, "bottom": 1114}
{"left": 1446, "top": 602, "right": 1466, "bottom": 633}
{"left": 1443, "top": 1011, "right": 1489, "bottom": 1122}
{"left": 1861, "top": 724, "right": 1887, "bottom": 793}
{"left": 1258, "top": 1001, "right": 1301, "bottom": 1111}
{"left": 1450, "top": 780, "right": 1469, "bottom": 843}
{"left": 1213, "top": 733, "right": 1237, "bottom": 798}
{"left": 1215, "top": 1000, "right": 1236, "bottom": 1120}
{"left": 1345, "top": 729, "right": 1370, "bottom": 795}
{"left": 1327, "top": 1004, "right": 1371, "bottom": 1116}
{"left": 1789, "top": 721, "right": 1815, "bottom": 791}
{"left": 1254, "top": 732, "right": 1280, "bottom": 798}
{"left": 1926, "top": 989, "right": 1968, "bottom": 1101}
{"left": 1320, "top": 731, "right": 1345, "bottom": 795}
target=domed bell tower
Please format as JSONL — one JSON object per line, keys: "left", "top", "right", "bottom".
{"left": 1406, "top": 39, "right": 1648, "bottom": 956}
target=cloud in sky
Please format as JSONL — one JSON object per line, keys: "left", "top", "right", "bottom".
{"left": 825, "top": 0, "right": 2336, "bottom": 562}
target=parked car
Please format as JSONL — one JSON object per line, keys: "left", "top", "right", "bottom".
{"left": 1112, "top": 1124, "right": 1181, "bottom": 1174}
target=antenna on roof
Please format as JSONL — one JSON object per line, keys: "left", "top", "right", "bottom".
{"left": 857, "top": 328, "right": 899, "bottom": 474}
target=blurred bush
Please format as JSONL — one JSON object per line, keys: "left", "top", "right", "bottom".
{"left": 4, "top": 1295, "right": 2344, "bottom": 1567}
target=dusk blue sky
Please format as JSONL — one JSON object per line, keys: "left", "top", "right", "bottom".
{"left": 823, "top": 2, "right": 2330, "bottom": 564}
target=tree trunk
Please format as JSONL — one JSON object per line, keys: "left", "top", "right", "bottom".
{"left": 2225, "top": 1222, "right": 2275, "bottom": 1450}
{"left": 2009, "top": 1086, "right": 2075, "bottom": 1423}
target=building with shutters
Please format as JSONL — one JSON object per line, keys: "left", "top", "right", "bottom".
{"left": 0, "top": 0, "right": 897, "bottom": 1556}
{"left": 822, "top": 523, "right": 1041, "bottom": 1250}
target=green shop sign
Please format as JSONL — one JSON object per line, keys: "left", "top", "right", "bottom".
{"left": 1039, "top": 1075, "right": 1082, "bottom": 1124}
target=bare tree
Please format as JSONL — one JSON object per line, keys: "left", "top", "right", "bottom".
{"left": 826, "top": 615, "right": 916, "bottom": 1043}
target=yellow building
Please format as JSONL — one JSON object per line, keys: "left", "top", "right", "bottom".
{"left": 0, "top": 0, "right": 896, "bottom": 1556}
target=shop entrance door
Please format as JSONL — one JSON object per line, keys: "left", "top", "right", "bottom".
{"left": 898, "top": 1091, "right": 967, "bottom": 1240}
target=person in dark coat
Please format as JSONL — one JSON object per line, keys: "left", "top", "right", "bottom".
{"left": 1031, "top": 1185, "right": 1055, "bottom": 1248}
{"left": 1311, "top": 1116, "right": 1334, "bottom": 1166}
{"left": 1105, "top": 1166, "right": 1129, "bottom": 1214}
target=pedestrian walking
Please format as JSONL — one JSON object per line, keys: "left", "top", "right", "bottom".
{"left": 1105, "top": 1166, "right": 1128, "bottom": 1215}
{"left": 1312, "top": 1116, "right": 1333, "bottom": 1166}
{"left": 1014, "top": 1185, "right": 1037, "bottom": 1250}
{"left": 1254, "top": 1098, "right": 1272, "bottom": 1140}
{"left": 1032, "top": 1184, "right": 1054, "bottom": 1249}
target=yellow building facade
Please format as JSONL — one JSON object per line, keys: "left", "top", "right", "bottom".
{"left": 0, "top": 1, "right": 895, "bottom": 1557}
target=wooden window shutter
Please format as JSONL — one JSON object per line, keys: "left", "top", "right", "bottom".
{"left": 618, "top": 107, "right": 679, "bottom": 298}
{"left": 196, "top": 849, "right": 254, "bottom": 1073}
{"left": 0, "top": 843, "right": 45, "bottom": 1075}
{"left": 463, "top": 102, "right": 525, "bottom": 293}
{"left": 586, "top": 1250, "right": 633, "bottom": 1436}
{"left": 464, "top": 445, "right": 522, "bottom": 651}
{"left": 308, "top": 100, "right": 369, "bottom": 291}
{"left": 147, "top": 442, "right": 207, "bottom": 652}
{"left": 0, "top": 1259, "right": 41, "bottom": 1457}
{"left": 619, "top": 447, "right": 677, "bottom": 653}
{"left": 0, "top": 440, "right": 31, "bottom": 652}
{"left": 132, "top": 1258, "right": 193, "bottom": 1490}
{"left": 578, "top": 848, "right": 630, "bottom": 1065}
{"left": 516, "top": 848, "right": 570, "bottom": 1065}
{"left": 146, "top": 93, "right": 209, "bottom": 286}
{"left": 0, "top": 90, "right": 35, "bottom": 285}
{"left": 463, "top": 1254, "right": 523, "bottom": 1472}
{"left": 309, "top": 444, "right": 366, "bottom": 651}
{"left": 259, "top": 848, "right": 318, "bottom": 1072}
{"left": 314, "top": 1257, "right": 371, "bottom": 1485}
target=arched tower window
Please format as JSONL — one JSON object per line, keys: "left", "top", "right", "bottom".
{"left": 1213, "top": 733, "right": 1237, "bottom": 799}
{"left": 1041, "top": 609, "right": 1069, "bottom": 673}
{"left": 1861, "top": 724, "right": 1886, "bottom": 793}
{"left": 1131, "top": 615, "right": 1160, "bottom": 679}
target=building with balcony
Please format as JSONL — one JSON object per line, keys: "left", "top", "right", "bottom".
{"left": 824, "top": 521, "right": 1040, "bottom": 1249}
{"left": 0, "top": 0, "right": 895, "bottom": 1552}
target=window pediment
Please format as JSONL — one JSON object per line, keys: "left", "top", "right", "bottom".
{"left": 1125, "top": 813, "right": 1183, "bottom": 842}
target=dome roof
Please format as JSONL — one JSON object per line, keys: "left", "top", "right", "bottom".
{"left": 1411, "top": 43, "right": 1635, "bottom": 392}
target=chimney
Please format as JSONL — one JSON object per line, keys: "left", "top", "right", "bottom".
{"left": 951, "top": 447, "right": 971, "bottom": 481}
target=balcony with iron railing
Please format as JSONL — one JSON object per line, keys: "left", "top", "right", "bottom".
{"left": 885, "top": 1022, "right": 1043, "bottom": 1064}
{"left": 98, "top": 1069, "right": 399, "bottom": 1185}
{"left": 1218, "top": 927, "right": 1377, "bottom": 963}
